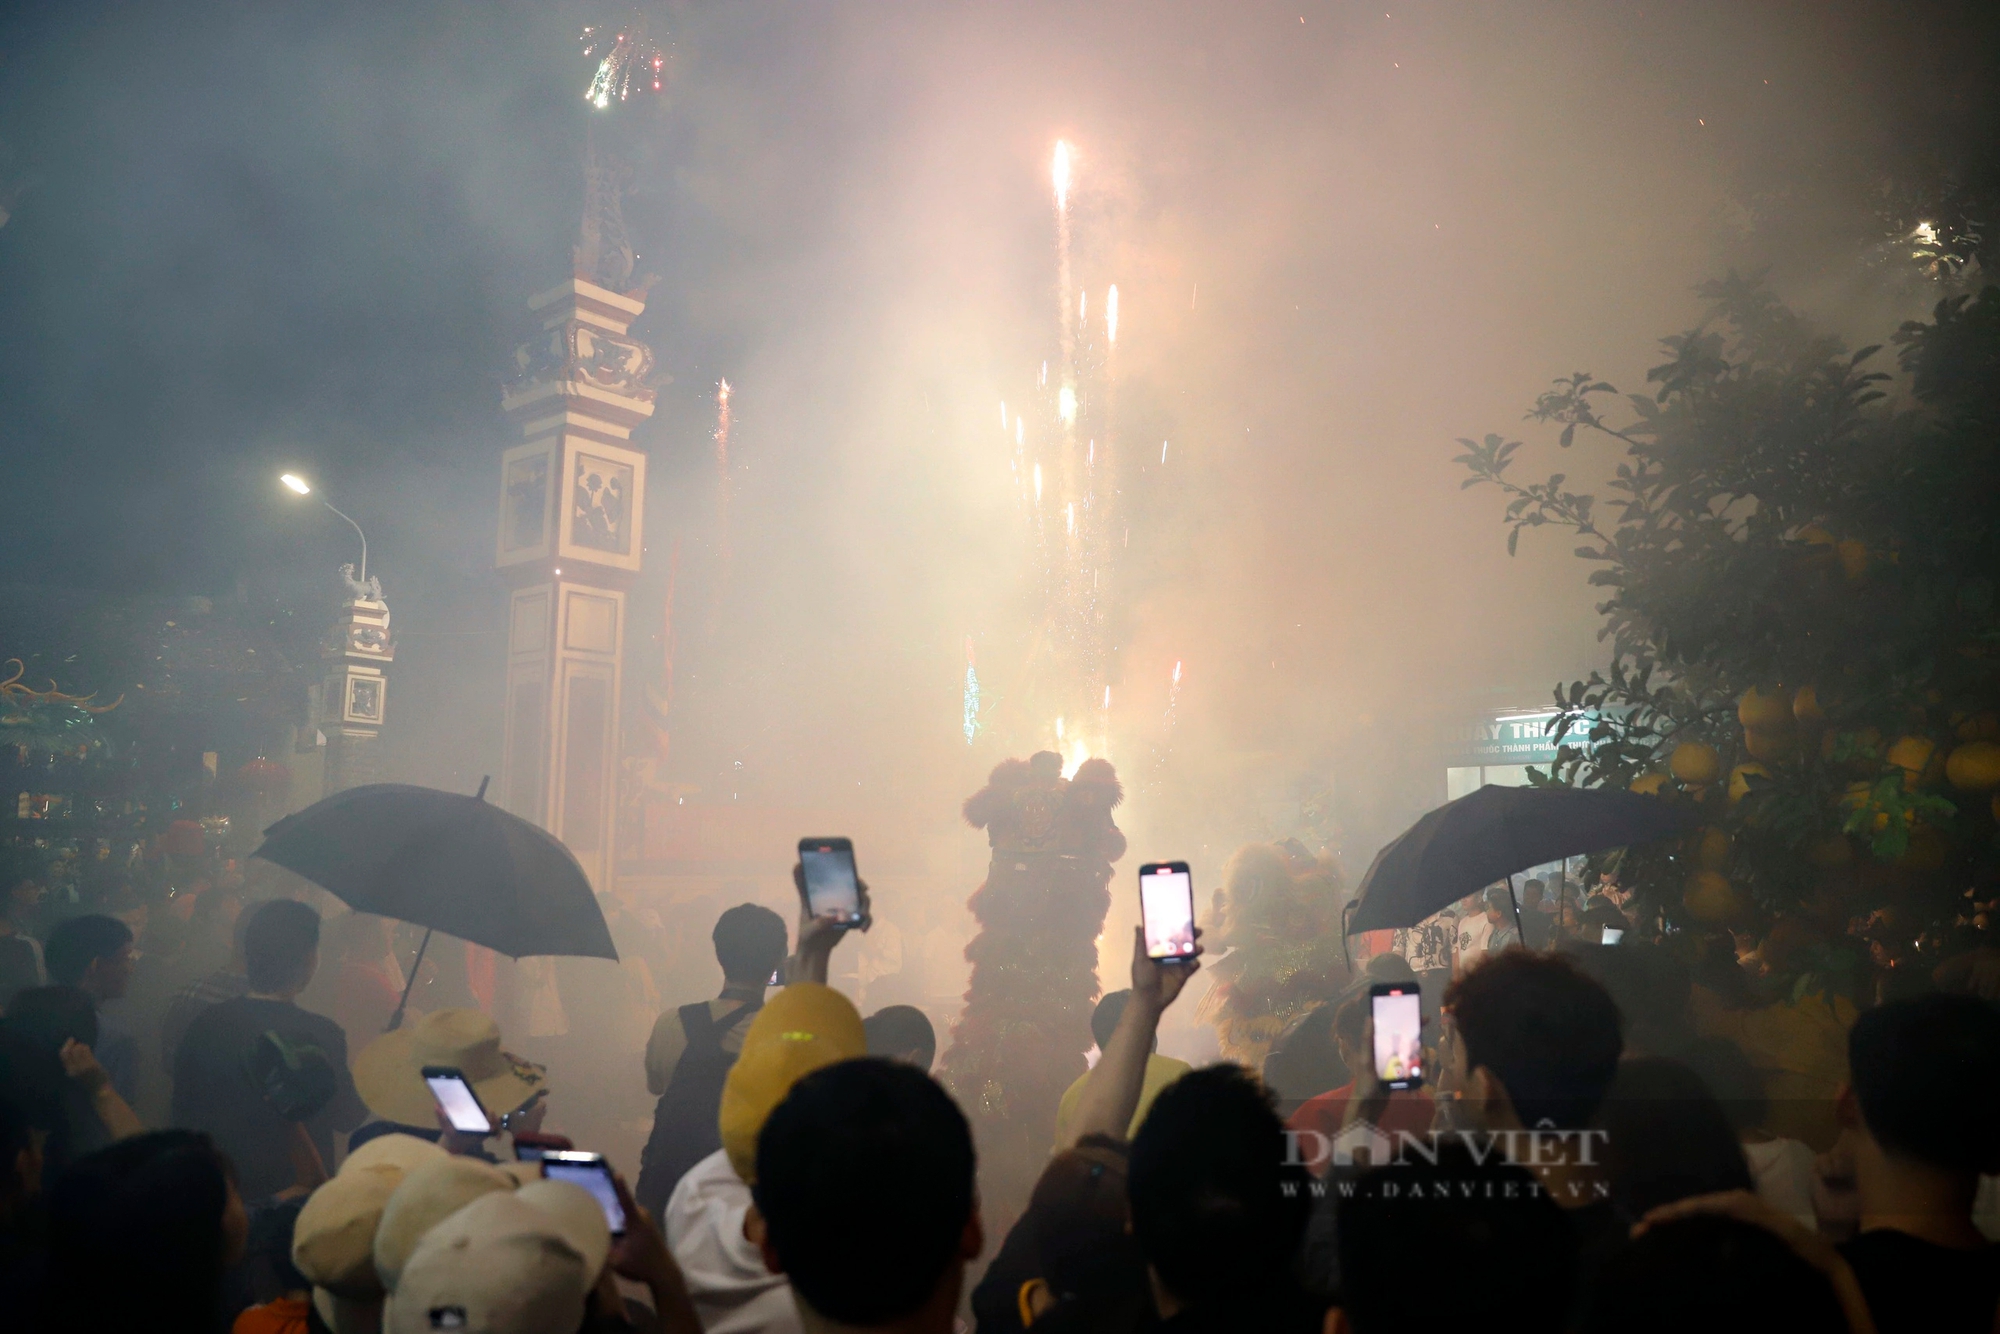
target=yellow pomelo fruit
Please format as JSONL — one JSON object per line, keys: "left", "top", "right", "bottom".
{"left": 1682, "top": 872, "right": 1743, "bottom": 924}
{"left": 1792, "top": 685, "right": 1825, "bottom": 728}
{"left": 1693, "top": 827, "right": 1732, "bottom": 871}
{"left": 1955, "top": 712, "right": 2000, "bottom": 743}
{"left": 1944, "top": 741, "right": 2000, "bottom": 792}
{"left": 1738, "top": 686, "right": 1792, "bottom": 731}
{"left": 1728, "top": 762, "right": 1771, "bottom": 803}
{"left": 1887, "top": 735, "right": 1937, "bottom": 787}
{"left": 1670, "top": 742, "right": 1723, "bottom": 785}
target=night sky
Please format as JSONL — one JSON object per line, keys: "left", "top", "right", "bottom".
{"left": 1, "top": 0, "right": 1994, "bottom": 838}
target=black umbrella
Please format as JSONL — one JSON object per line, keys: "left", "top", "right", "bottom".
{"left": 253, "top": 778, "right": 617, "bottom": 1029}
{"left": 1345, "top": 783, "right": 1697, "bottom": 937}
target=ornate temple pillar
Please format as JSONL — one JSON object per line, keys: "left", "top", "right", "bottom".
{"left": 321, "top": 575, "right": 393, "bottom": 794}
{"left": 494, "top": 277, "right": 656, "bottom": 889}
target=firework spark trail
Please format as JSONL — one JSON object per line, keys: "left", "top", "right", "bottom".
{"left": 963, "top": 637, "right": 981, "bottom": 744}
{"left": 581, "top": 12, "right": 669, "bottom": 108}
{"left": 1052, "top": 142, "right": 1081, "bottom": 613}
{"left": 714, "top": 375, "right": 732, "bottom": 559}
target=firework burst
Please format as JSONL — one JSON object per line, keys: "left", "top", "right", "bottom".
{"left": 581, "top": 10, "right": 669, "bottom": 108}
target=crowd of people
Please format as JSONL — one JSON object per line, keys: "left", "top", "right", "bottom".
{"left": 1, "top": 840, "right": 1997, "bottom": 1334}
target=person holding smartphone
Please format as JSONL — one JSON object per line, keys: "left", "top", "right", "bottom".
{"left": 1285, "top": 990, "right": 1436, "bottom": 1176}
{"left": 640, "top": 856, "right": 873, "bottom": 1218}
{"left": 637, "top": 903, "right": 791, "bottom": 1220}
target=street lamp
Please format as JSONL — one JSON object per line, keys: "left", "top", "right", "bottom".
{"left": 280, "top": 473, "right": 370, "bottom": 586}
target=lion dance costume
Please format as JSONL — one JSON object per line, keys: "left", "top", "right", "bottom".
{"left": 940, "top": 751, "right": 1125, "bottom": 1221}
{"left": 1196, "top": 840, "right": 1349, "bottom": 1067}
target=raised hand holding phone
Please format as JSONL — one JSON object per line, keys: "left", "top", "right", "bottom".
{"left": 1138, "top": 861, "right": 1198, "bottom": 961}
{"left": 1369, "top": 983, "right": 1424, "bottom": 1091}
{"left": 1066, "top": 890, "right": 1205, "bottom": 1147}
{"left": 790, "top": 839, "right": 871, "bottom": 985}
{"left": 542, "top": 1150, "right": 627, "bottom": 1235}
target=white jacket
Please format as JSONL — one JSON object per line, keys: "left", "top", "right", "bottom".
{"left": 664, "top": 1148, "right": 802, "bottom": 1334}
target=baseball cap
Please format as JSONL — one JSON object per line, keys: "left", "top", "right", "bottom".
{"left": 375, "top": 1156, "right": 516, "bottom": 1293}
{"left": 387, "top": 1192, "right": 592, "bottom": 1334}
{"left": 717, "top": 982, "right": 866, "bottom": 1183}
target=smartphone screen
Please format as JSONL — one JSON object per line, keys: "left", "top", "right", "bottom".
{"left": 1371, "top": 985, "right": 1424, "bottom": 1089}
{"left": 542, "top": 1152, "right": 627, "bottom": 1235}
{"left": 1600, "top": 927, "right": 1624, "bottom": 945}
{"left": 422, "top": 1067, "right": 492, "bottom": 1134}
{"left": 1139, "top": 862, "right": 1197, "bottom": 960}
{"left": 798, "top": 838, "right": 863, "bottom": 925}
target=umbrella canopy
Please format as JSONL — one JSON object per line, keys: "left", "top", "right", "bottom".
{"left": 1346, "top": 783, "right": 1696, "bottom": 934}
{"left": 252, "top": 781, "right": 618, "bottom": 962}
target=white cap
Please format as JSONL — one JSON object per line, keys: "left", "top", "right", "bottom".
{"left": 387, "top": 1193, "right": 591, "bottom": 1334}
{"left": 514, "top": 1179, "right": 611, "bottom": 1279}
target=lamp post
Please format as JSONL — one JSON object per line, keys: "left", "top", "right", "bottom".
{"left": 281, "top": 473, "right": 369, "bottom": 586}
{"left": 281, "top": 472, "right": 392, "bottom": 796}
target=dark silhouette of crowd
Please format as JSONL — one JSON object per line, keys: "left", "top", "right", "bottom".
{"left": 1, "top": 842, "right": 1996, "bottom": 1334}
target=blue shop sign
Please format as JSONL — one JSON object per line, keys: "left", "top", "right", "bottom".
{"left": 1462, "top": 710, "right": 1596, "bottom": 763}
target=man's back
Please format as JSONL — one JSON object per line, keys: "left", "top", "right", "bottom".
{"left": 637, "top": 995, "right": 763, "bottom": 1218}
{"left": 171, "top": 994, "right": 364, "bottom": 1200}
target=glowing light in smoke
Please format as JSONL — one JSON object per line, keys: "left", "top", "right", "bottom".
{"left": 1016, "top": 419, "right": 1024, "bottom": 446}
{"left": 1052, "top": 140, "right": 1072, "bottom": 212}
{"left": 1058, "top": 385, "right": 1077, "bottom": 425}
{"left": 1106, "top": 285, "right": 1119, "bottom": 346}
{"left": 581, "top": 18, "right": 669, "bottom": 108}
{"left": 1033, "top": 463, "right": 1043, "bottom": 503}
{"left": 963, "top": 638, "right": 981, "bottom": 744}
{"left": 1066, "top": 502, "right": 1075, "bottom": 535}
{"left": 1161, "top": 440, "right": 1169, "bottom": 464}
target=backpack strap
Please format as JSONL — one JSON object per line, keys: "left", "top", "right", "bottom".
{"left": 678, "top": 1001, "right": 718, "bottom": 1049}
{"left": 681, "top": 998, "right": 762, "bottom": 1052}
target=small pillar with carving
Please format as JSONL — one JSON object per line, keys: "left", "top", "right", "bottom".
{"left": 321, "top": 571, "right": 394, "bottom": 795}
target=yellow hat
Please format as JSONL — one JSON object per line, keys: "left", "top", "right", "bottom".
{"left": 718, "top": 983, "right": 865, "bottom": 1184}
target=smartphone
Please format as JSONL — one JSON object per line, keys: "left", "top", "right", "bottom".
{"left": 1600, "top": 927, "right": 1624, "bottom": 946}
{"left": 542, "top": 1151, "right": 627, "bottom": 1235}
{"left": 798, "top": 837, "right": 864, "bottom": 926}
{"left": 422, "top": 1066, "right": 493, "bottom": 1135}
{"left": 1138, "top": 862, "right": 1198, "bottom": 961}
{"left": 1370, "top": 983, "right": 1424, "bottom": 1090}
